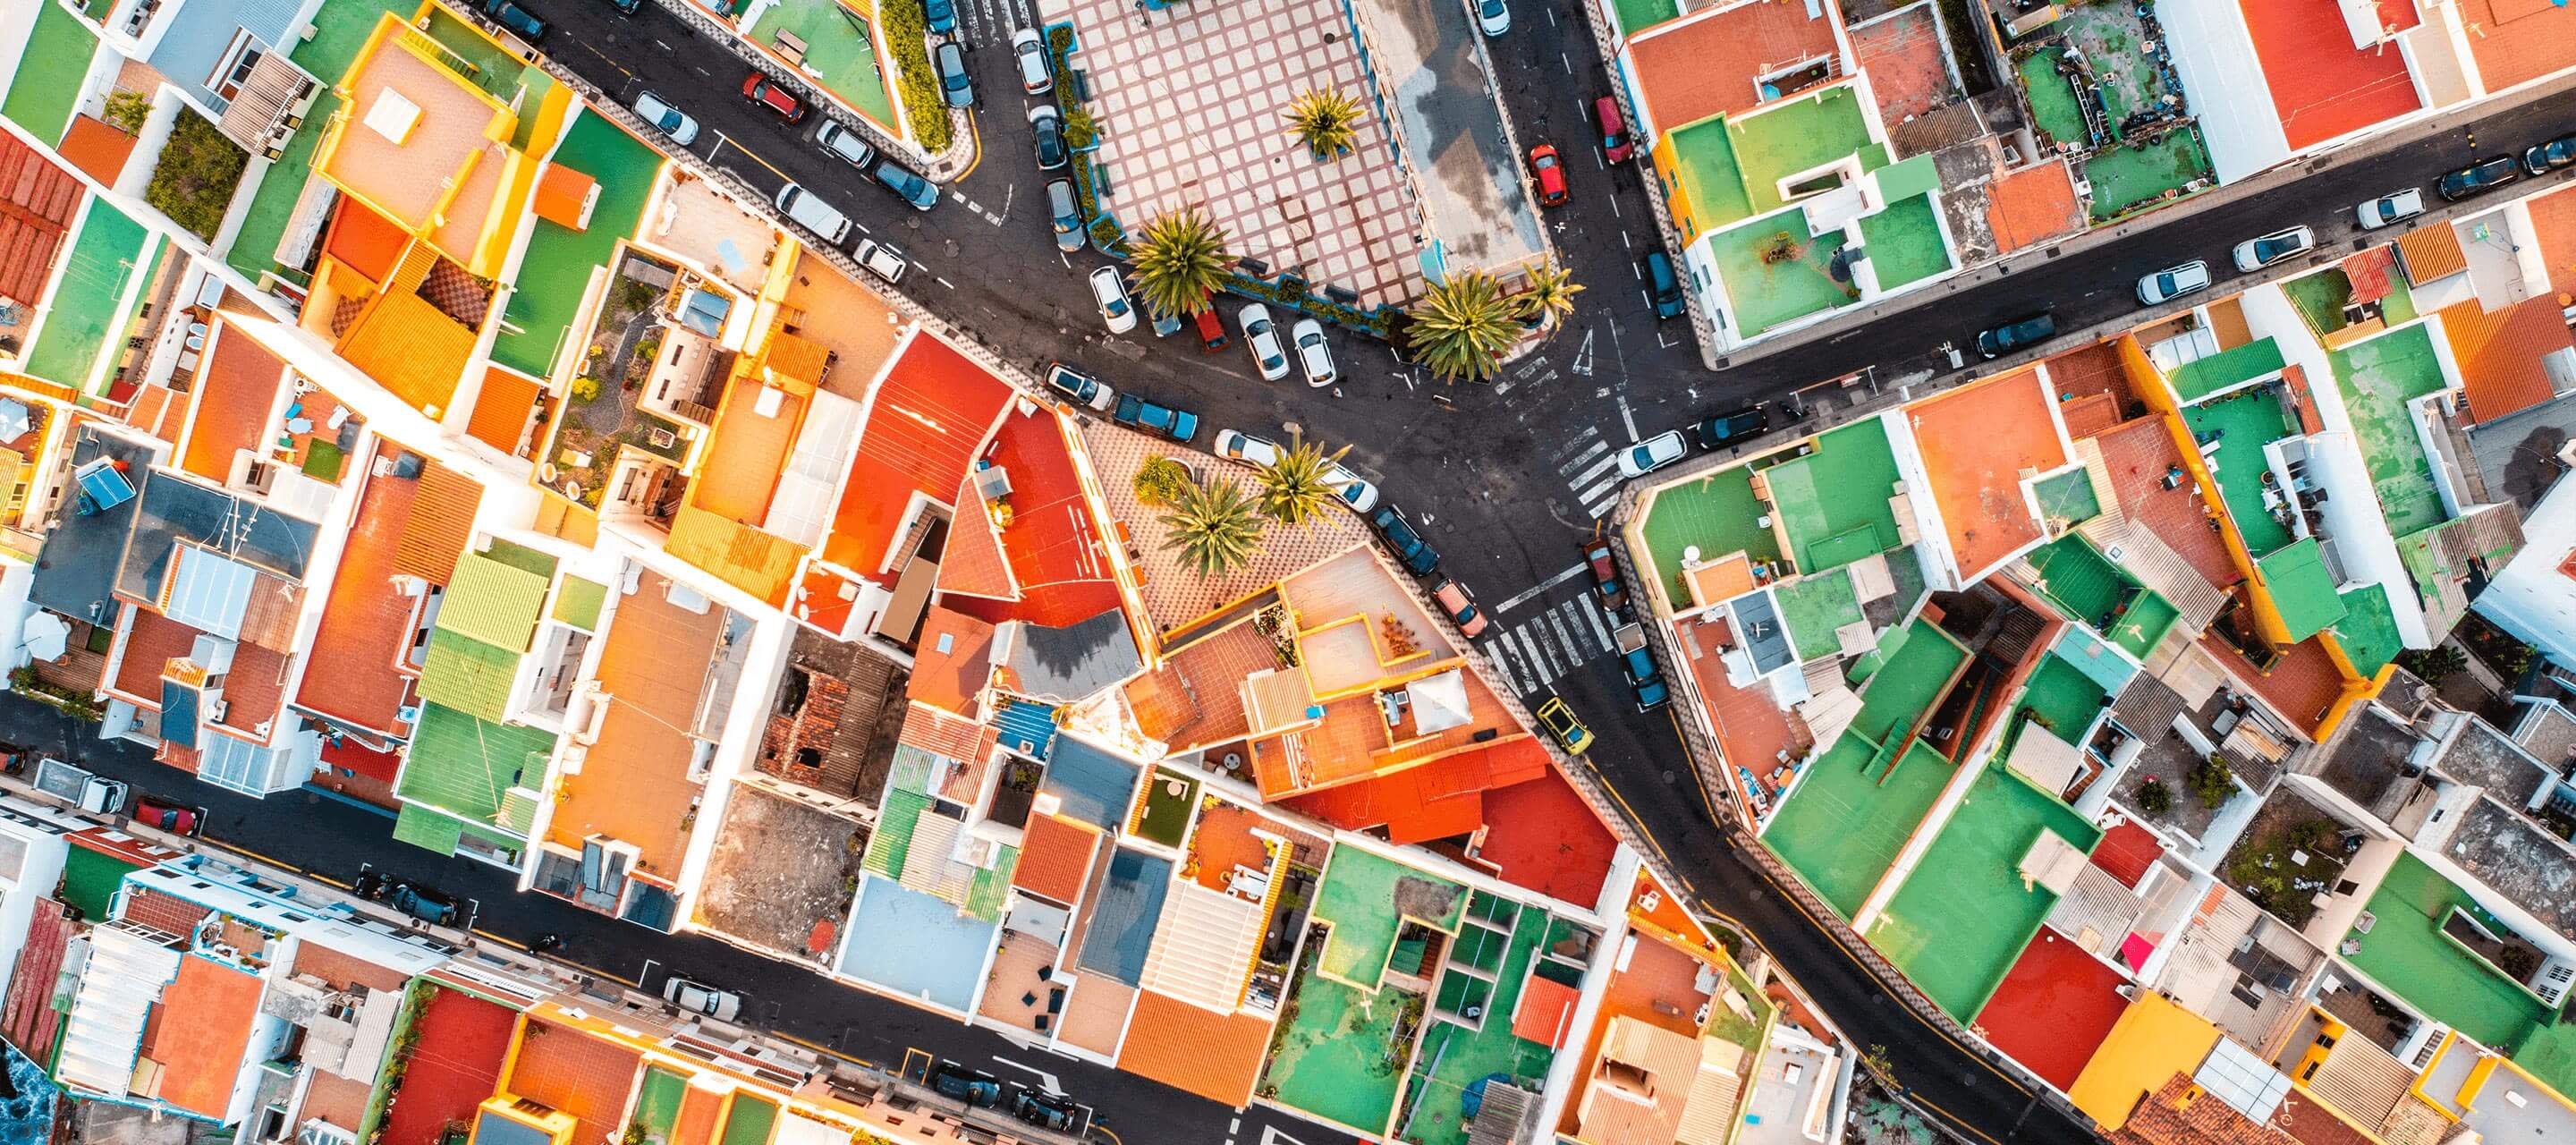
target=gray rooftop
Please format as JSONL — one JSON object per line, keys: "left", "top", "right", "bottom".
{"left": 1001, "top": 608, "right": 1141, "bottom": 704}
{"left": 30, "top": 427, "right": 160, "bottom": 624}
{"left": 2312, "top": 706, "right": 2431, "bottom": 822}
{"left": 2443, "top": 796, "right": 2576, "bottom": 943}
{"left": 115, "top": 471, "right": 321, "bottom": 602}
{"left": 2467, "top": 394, "right": 2576, "bottom": 513}
{"left": 2512, "top": 699, "right": 2576, "bottom": 776}
{"left": 2435, "top": 717, "right": 2552, "bottom": 806}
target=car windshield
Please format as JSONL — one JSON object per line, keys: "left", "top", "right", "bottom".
{"left": 1106, "top": 298, "right": 1128, "bottom": 316}
{"left": 1534, "top": 153, "right": 1556, "bottom": 170}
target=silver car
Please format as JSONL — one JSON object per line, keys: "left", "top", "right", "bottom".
{"left": 1325, "top": 460, "right": 1379, "bottom": 513}
{"left": 2232, "top": 225, "right": 2315, "bottom": 273}
{"left": 1047, "top": 178, "right": 1082, "bottom": 253}
{"left": 816, "top": 121, "right": 874, "bottom": 168}
{"left": 2135, "top": 260, "right": 2209, "bottom": 306}
{"left": 1615, "top": 430, "right": 1686, "bottom": 479}
{"left": 1089, "top": 267, "right": 1137, "bottom": 333}
{"left": 1240, "top": 303, "right": 1290, "bottom": 381}
{"left": 631, "top": 91, "right": 698, "bottom": 146}
{"left": 2355, "top": 188, "right": 2424, "bottom": 230}
{"left": 663, "top": 977, "right": 742, "bottom": 1022}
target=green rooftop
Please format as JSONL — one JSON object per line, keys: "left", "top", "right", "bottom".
{"left": 2181, "top": 389, "right": 2299, "bottom": 557}
{"left": 2168, "top": 337, "right": 2286, "bottom": 403}
{"left": 2330, "top": 325, "right": 2450, "bottom": 538}
{"left": 1776, "top": 566, "right": 1863, "bottom": 662}
{"left": 1637, "top": 463, "right": 1785, "bottom": 606}
{"left": 2084, "top": 126, "right": 2215, "bottom": 223}
{"left": 1665, "top": 117, "right": 1755, "bottom": 236}
{"left": 3, "top": 0, "right": 97, "bottom": 143}
{"left": 551, "top": 576, "right": 607, "bottom": 632}
{"left": 1611, "top": 0, "right": 1682, "bottom": 34}
{"left": 1859, "top": 194, "right": 1952, "bottom": 291}
{"left": 224, "top": 114, "right": 329, "bottom": 286}
{"left": 2032, "top": 470, "right": 2102, "bottom": 527}
{"left": 1766, "top": 736, "right": 1956, "bottom": 919}
{"left": 2331, "top": 584, "right": 2402, "bottom": 677}
{"left": 1852, "top": 618, "right": 1967, "bottom": 744}
{"left": 2257, "top": 539, "right": 2346, "bottom": 645}
{"left": 492, "top": 110, "right": 665, "bottom": 378}
{"left": 23, "top": 201, "right": 155, "bottom": 394}
{"left": 1706, "top": 211, "right": 1855, "bottom": 335}
{"left": 398, "top": 703, "right": 556, "bottom": 834}
{"left": 418, "top": 629, "right": 522, "bottom": 723}
{"left": 1767, "top": 418, "right": 1907, "bottom": 573}
{"left": 1733, "top": 86, "right": 1886, "bottom": 220}
{"left": 1871, "top": 767, "right": 2099, "bottom": 1020}
{"left": 58, "top": 844, "right": 144, "bottom": 921}
{"left": 436, "top": 550, "right": 553, "bottom": 651}
{"left": 2015, "top": 654, "right": 2108, "bottom": 745}
{"left": 1315, "top": 846, "right": 1464, "bottom": 989}
{"left": 2343, "top": 852, "right": 2558, "bottom": 1050}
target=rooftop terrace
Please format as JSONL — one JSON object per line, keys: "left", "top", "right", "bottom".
{"left": 2342, "top": 851, "right": 2559, "bottom": 1052}
{"left": 489, "top": 110, "right": 663, "bottom": 379}
{"left": 1626, "top": 0, "right": 1841, "bottom": 131}
{"left": 1762, "top": 416, "right": 1908, "bottom": 575}
{"left": 2443, "top": 796, "right": 2576, "bottom": 947}
{"left": 1662, "top": 83, "right": 1888, "bottom": 237}
{"left": 1868, "top": 768, "right": 2100, "bottom": 1019}
{"left": 547, "top": 570, "right": 730, "bottom": 875}
{"left": 2181, "top": 386, "right": 2301, "bottom": 557}
{"left": 1972, "top": 926, "right": 2129, "bottom": 1091}
{"left": 2329, "top": 325, "right": 2451, "bottom": 537}
{"left": 1911, "top": 369, "right": 2068, "bottom": 581}
{"left": 2242, "top": 0, "right": 2422, "bottom": 150}
{"left": 1636, "top": 462, "right": 1785, "bottom": 609}
{"left": 318, "top": 22, "right": 515, "bottom": 244}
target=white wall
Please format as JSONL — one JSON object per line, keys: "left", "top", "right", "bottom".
{"left": 2157, "top": 0, "right": 2294, "bottom": 182}
{"left": 2478, "top": 471, "right": 2576, "bottom": 670}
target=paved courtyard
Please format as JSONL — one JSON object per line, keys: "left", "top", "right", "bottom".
{"left": 1062, "top": 0, "right": 1425, "bottom": 306}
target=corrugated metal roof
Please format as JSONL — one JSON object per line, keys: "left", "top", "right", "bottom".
{"left": 435, "top": 550, "right": 551, "bottom": 650}
{"left": 2441, "top": 296, "right": 2572, "bottom": 426}
{"left": 418, "top": 628, "right": 521, "bottom": 722}
{"left": 1136, "top": 881, "right": 1262, "bottom": 1014}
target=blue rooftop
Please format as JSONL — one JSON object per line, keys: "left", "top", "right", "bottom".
{"left": 835, "top": 876, "right": 997, "bottom": 1012}
{"left": 1074, "top": 848, "right": 1171, "bottom": 986}
{"left": 1041, "top": 734, "right": 1140, "bottom": 831}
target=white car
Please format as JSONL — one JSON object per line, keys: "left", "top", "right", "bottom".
{"left": 2356, "top": 188, "right": 2425, "bottom": 230}
{"left": 663, "top": 977, "right": 742, "bottom": 1022}
{"left": 1292, "top": 318, "right": 1336, "bottom": 387}
{"left": 2232, "top": 225, "right": 2316, "bottom": 272}
{"left": 1012, "top": 27, "right": 1054, "bottom": 95}
{"left": 855, "top": 239, "right": 905, "bottom": 284}
{"left": 1089, "top": 266, "right": 1137, "bottom": 333}
{"left": 2135, "top": 260, "right": 2209, "bottom": 306}
{"left": 1477, "top": 0, "right": 1510, "bottom": 36}
{"left": 1615, "top": 430, "right": 1687, "bottom": 479}
{"left": 1214, "top": 429, "right": 1283, "bottom": 468}
{"left": 816, "top": 121, "right": 875, "bottom": 168}
{"left": 631, "top": 91, "right": 699, "bottom": 146}
{"left": 1324, "top": 460, "right": 1379, "bottom": 513}
{"left": 1240, "top": 304, "right": 1291, "bottom": 381}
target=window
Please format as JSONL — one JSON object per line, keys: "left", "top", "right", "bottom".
{"left": 209, "top": 30, "right": 266, "bottom": 101}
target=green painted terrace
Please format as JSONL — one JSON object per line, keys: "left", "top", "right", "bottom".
{"left": 1765, "top": 618, "right": 1968, "bottom": 916}
{"left": 1398, "top": 905, "right": 1559, "bottom": 1145}
{"left": 3, "top": 0, "right": 97, "bottom": 144}
{"left": 1869, "top": 767, "right": 2099, "bottom": 1020}
{"left": 397, "top": 702, "right": 557, "bottom": 833}
{"left": 1765, "top": 417, "right": 1907, "bottom": 574}
{"left": 2181, "top": 388, "right": 2299, "bottom": 557}
{"left": 746, "top": 0, "right": 895, "bottom": 127}
{"left": 492, "top": 111, "right": 665, "bottom": 378}
{"left": 1665, "top": 84, "right": 1888, "bottom": 236}
{"left": 1707, "top": 211, "right": 1853, "bottom": 335}
{"left": 1860, "top": 195, "right": 1952, "bottom": 291}
{"left": 1637, "top": 463, "right": 1784, "bottom": 605}
{"left": 2167, "top": 337, "right": 2284, "bottom": 403}
{"left": 2015, "top": 654, "right": 2108, "bottom": 745}
{"left": 2332, "top": 584, "right": 2401, "bottom": 676}
{"left": 2343, "top": 852, "right": 2562, "bottom": 1052}
{"left": 1775, "top": 565, "right": 1861, "bottom": 662}
{"left": 24, "top": 202, "right": 157, "bottom": 394}
{"left": 1612, "top": 0, "right": 1681, "bottom": 34}
{"left": 1265, "top": 964, "right": 1416, "bottom": 1135}
{"left": 1314, "top": 845, "right": 1466, "bottom": 990}
{"left": 2329, "top": 325, "right": 2450, "bottom": 538}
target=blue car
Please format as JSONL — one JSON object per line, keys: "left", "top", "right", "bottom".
{"left": 923, "top": 0, "right": 956, "bottom": 35}
{"left": 1112, "top": 394, "right": 1199, "bottom": 443}
{"left": 869, "top": 157, "right": 939, "bottom": 211}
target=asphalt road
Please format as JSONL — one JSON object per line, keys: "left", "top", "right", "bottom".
{"left": 0, "top": 695, "right": 1353, "bottom": 1145}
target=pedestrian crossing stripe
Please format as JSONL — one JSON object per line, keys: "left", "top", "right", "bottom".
{"left": 1492, "top": 597, "right": 1618, "bottom": 695}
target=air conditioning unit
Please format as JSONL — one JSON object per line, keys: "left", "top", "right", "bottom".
{"left": 396, "top": 704, "right": 421, "bottom": 725}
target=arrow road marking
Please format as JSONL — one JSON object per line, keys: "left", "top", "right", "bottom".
{"left": 1571, "top": 328, "right": 1595, "bottom": 376}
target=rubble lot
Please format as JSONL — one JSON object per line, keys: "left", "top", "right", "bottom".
{"left": 695, "top": 782, "right": 869, "bottom": 963}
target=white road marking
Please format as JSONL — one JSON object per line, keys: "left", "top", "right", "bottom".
{"left": 991, "top": 1057, "right": 1063, "bottom": 1094}
{"left": 936, "top": 276, "right": 957, "bottom": 289}
{"left": 1546, "top": 605, "right": 1587, "bottom": 666}
{"left": 1557, "top": 439, "right": 1610, "bottom": 476}
{"left": 1617, "top": 393, "right": 1640, "bottom": 440}
{"left": 1495, "top": 562, "right": 1589, "bottom": 615}
{"left": 1574, "top": 474, "right": 1620, "bottom": 511}
{"left": 1580, "top": 598, "right": 1615, "bottom": 651}
{"left": 1570, "top": 450, "right": 1620, "bottom": 489}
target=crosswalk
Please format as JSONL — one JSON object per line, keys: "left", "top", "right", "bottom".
{"left": 1549, "top": 425, "right": 1627, "bottom": 520}
{"left": 1486, "top": 593, "right": 1619, "bottom": 697}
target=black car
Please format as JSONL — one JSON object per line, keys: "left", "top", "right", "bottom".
{"left": 1369, "top": 505, "right": 1442, "bottom": 577}
{"left": 352, "top": 868, "right": 463, "bottom": 928}
{"left": 2525, "top": 133, "right": 2576, "bottom": 177}
{"left": 1690, "top": 405, "right": 1769, "bottom": 450}
{"left": 2438, "top": 155, "right": 2520, "bottom": 201}
{"left": 1976, "top": 312, "right": 2055, "bottom": 359}
{"left": 602, "top": 0, "right": 641, "bottom": 13}
{"left": 484, "top": 0, "right": 546, "bottom": 40}
{"left": 1029, "top": 105, "right": 1067, "bottom": 171}
{"left": 928, "top": 1064, "right": 1001, "bottom": 1108}
{"left": 1007, "top": 1090, "right": 1080, "bottom": 1131}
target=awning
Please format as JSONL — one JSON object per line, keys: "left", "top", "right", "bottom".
{"left": 1408, "top": 669, "right": 1471, "bottom": 734}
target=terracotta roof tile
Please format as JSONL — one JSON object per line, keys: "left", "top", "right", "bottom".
{"left": 1114, "top": 990, "right": 1273, "bottom": 1107}
{"left": 181, "top": 325, "right": 285, "bottom": 483}
{"left": 2113, "top": 1075, "right": 2300, "bottom": 1145}
{"left": 1627, "top": 3, "right": 1842, "bottom": 130}
{"left": 896, "top": 702, "right": 995, "bottom": 766}
{"left": 393, "top": 462, "right": 484, "bottom": 582}
{"left": 296, "top": 448, "right": 426, "bottom": 735}
{"left": 465, "top": 366, "right": 544, "bottom": 456}
{"left": 935, "top": 491, "right": 1016, "bottom": 601}
{"left": 909, "top": 606, "right": 995, "bottom": 717}
{"left": 2440, "top": 296, "right": 2572, "bottom": 425}
{"left": 112, "top": 609, "right": 203, "bottom": 705}
{"left": 822, "top": 332, "right": 1014, "bottom": 581}
{"left": 138, "top": 954, "right": 264, "bottom": 1118}
{"left": 0, "top": 130, "right": 80, "bottom": 306}
{"left": 1013, "top": 812, "right": 1101, "bottom": 905}
{"left": 2395, "top": 225, "right": 2466, "bottom": 284}
{"left": 505, "top": 1019, "right": 641, "bottom": 1145}
{"left": 324, "top": 199, "right": 410, "bottom": 286}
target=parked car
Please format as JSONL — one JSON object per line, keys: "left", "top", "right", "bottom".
{"left": 1616, "top": 622, "right": 1670, "bottom": 712}
{"left": 1583, "top": 539, "right": 1626, "bottom": 613}
{"left": 484, "top": 0, "right": 546, "bottom": 41}
{"left": 816, "top": 121, "right": 875, "bottom": 168}
{"left": 1431, "top": 579, "right": 1488, "bottom": 638}
{"left": 1044, "top": 362, "right": 1114, "bottom": 411}
{"left": 935, "top": 41, "right": 974, "bottom": 106}
{"left": 1325, "top": 460, "right": 1380, "bottom": 514}
{"left": 2525, "top": 132, "right": 2576, "bottom": 176}
{"left": 1194, "top": 309, "right": 1231, "bottom": 351}
{"left": 923, "top": 0, "right": 955, "bottom": 34}
{"left": 1028, "top": 104, "right": 1067, "bottom": 170}
{"left": 631, "top": 91, "right": 698, "bottom": 146}
{"left": 1477, "top": 0, "right": 1510, "bottom": 36}
{"left": 2355, "top": 188, "right": 2425, "bottom": 230}
{"left": 662, "top": 976, "right": 743, "bottom": 1022}
{"left": 2135, "top": 260, "right": 2211, "bottom": 306}
{"left": 1534, "top": 697, "right": 1595, "bottom": 754}
{"left": 928, "top": 1064, "right": 1002, "bottom": 1108}
{"left": 1214, "top": 428, "right": 1283, "bottom": 468}
{"left": 2438, "top": 155, "right": 2520, "bottom": 201}
{"left": 1616, "top": 430, "right": 1686, "bottom": 479}
{"left": 868, "top": 157, "right": 939, "bottom": 210}
{"left": 1088, "top": 266, "right": 1137, "bottom": 333}
{"left": 1007, "top": 1090, "right": 1079, "bottom": 1131}
{"left": 1690, "top": 405, "right": 1768, "bottom": 451}
{"left": 1644, "top": 250, "right": 1684, "bottom": 319}
{"left": 131, "top": 797, "right": 199, "bottom": 836}
{"left": 741, "top": 72, "right": 807, "bottom": 123}
{"left": 352, "top": 868, "right": 463, "bottom": 928}
{"left": 1528, "top": 143, "right": 1567, "bottom": 207}
{"left": 1112, "top": 393, "right": 1199, "bottom": 442}
{"left": 2231, "top": 225, "right": 2315, "bottom": 272}
{"left": 855, "top": 239, "right": 906, "bottom": 284}
{"left": 1369, "top": 505, "right": 1442, "bottom": 576}
{"left": 1013, "top": 27, "right": 1054, "bottom": 94}
{"left": 1595, "top": 96, "right": 1631, "bottom": 164}
{"left": 1240, "top": 303, "right": 1291, "bottom": 381}
{"left": 1292, "top": 318, "right": 1336, "bottom": 387}
{"left": 32, "top": 757, "right": 125, "bottom": 815}
{"left": 1975, "top": 312, "right": 2055, "bottom": 359}
{"left": 602, "top": 0, "right": 642, "bottom": 14}
{"left": 1047, "top": 178, "right": 1083, "bottom": 252}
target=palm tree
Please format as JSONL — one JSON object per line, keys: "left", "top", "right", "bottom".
{"left": 1133, "top": 456, "right": 1194, "bottom": 507}
{"left": 1158, "top": 478, "right": 1267, "bottom": 580}
{"left": 1257, "top": 435, "right": 1353, "bottom": 528}
{"left": 1130, "top": 208, "right": 1234, "bottom": 320}
{"left": 1406, "top": 270, "right": 1520, "bottom": 384}
{"left": 1284, "top": 88, "right": 1364, "bottom": 159}
{"left": 1516, "top": 259, "right": 1584, "bottom": 327}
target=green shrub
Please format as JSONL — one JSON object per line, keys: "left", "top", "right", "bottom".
{"left": 2135, "top": 777, "right": 2173, "bottom": 817}
{"left": 2187, "top": 755, "right": 2236, "bottom": 809}
{"left": 102, "top": 89, "right": 150, "bottom": 134}
{"left": 1064, "top": 105, "right": 1097, "bottom": 149}
{"left": 147, "top": 111, "right": 248, "bottom": 239}
{"left": 880, "top": 0, "right": 953, "bottom": 152}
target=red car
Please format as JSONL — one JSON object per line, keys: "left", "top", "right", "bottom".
{"left": 741, "top": 72, "right": 808, "bottom": 123}
{"left": 1194, "top": 309, "right": 1231, "bottom": 352}
{"left": 131, "top": 797, "right": 199, "bottom": 836}
{"left": 1528, "top": 144, "right": 1567, "bottom": 207}
{"left": 1595, "top": 96, "right": 1632, "bottom": 165}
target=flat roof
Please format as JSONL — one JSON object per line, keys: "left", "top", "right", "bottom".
{"left": 294, "top": 445, "right": 423, "bottom": 735}
{"left": 2441, "top": 296, "right": 2572, "bottom": 428}
{"left": 318, "top": 21, "right": 513, "bottom": 235}
{"left": 1972, "top": 926, "right": 2129, "bottom": 1091}
{"left": 1764, "top": 416, "right": 1907, "bottom": 574}
{"left": 142, "top": 955, "right": 266, "bottom": 1118}
{"left": 547, "top": 569, "right": 729, "bottom": 871}
{"left": 181, "top": 326, "right": 287, "bottom": 484}
{"left": 1909, "top": 368, "right": 2067, "bottom": 581}
{"left": 2065, "top": 993, "right": 2220, "bottom": 1131}
{"left": 2241, "top": 0, "right": 2421, "bottom": 150}
{"left": 944, "top": 406, "right": 1123, "bottom": 627}
{"left": 504, "top": 1019, "right": 643, "bottom": 1145}
{"left": 2531, "top": 185, "right": 2576, "bottom": 298}
{"left": 1626, "top": 2, "right": 1842, "bottom": 131}
{"left": 2342, "top": 850, "right": 2553, "bottom": 1049}
{"left": 2448, "top": 0, "right": 2576, "bottom": 92}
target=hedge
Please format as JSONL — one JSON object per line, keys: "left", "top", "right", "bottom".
{"left": 148, "top": 112, "right": 248, "bottom": 240}
{"left": 881, "top": 0, "right": 953, "bottom": 152}
{"left": 1223, "top": 270, "right": 1394, "bottom": 338}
